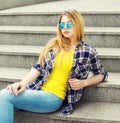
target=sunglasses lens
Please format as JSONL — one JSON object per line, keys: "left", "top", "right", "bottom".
{"left": 59, "top": 23, "right": 65, "bottom": 29}
{"left": 59, "top": 22, "right": 73, "bottom": 29}
{"left": 67, "top": 22, "right": 73, "bottom": 29}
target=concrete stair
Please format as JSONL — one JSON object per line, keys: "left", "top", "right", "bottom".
{"left": 0, "top": 26, "right": 120, "bottom": 48}
{"left": 0, "top": 11, "right": 120, "bottom": 27}
{"left": 0, "top": 0, "right": 120, "bottom": 27}
{"left": 0, "top": 45, "right": 120, "bottom": 72}
{"left": 0, "top": 0, "right": 60, "bottom": 10}
{"left": 0, "top": 0, "right": 120, "bottom": 122}
{"left": 14, "top": 102, "right": 120, "bottom": 123}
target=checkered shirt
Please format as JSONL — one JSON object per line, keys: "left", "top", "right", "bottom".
{"left": 27, "top": 40, "right": 108, "bottom": 115}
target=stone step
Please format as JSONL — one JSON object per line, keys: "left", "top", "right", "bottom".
{"left": 82, "top": 72, "right": 120, "bottom": 103}
{"left": 0, "top": 67, "right": 120, "bottom": 103}
{"left": 0, "top": 12, "right": 119, "bottom": 27}
{"left": 14, "top": 102, "right": 120, "bottom": 123}
{"left": 0, "top": 67, "right": 29, "bottom": 90}
{"left": 0, "top": 45, "right": 119, "bottom": 72}
{"left": 0, "top": 45, "right": 43, "bottom": 69}
{"left": 0, "top": 0, "right": 57, "bottom": 10}
{"left": 0, "top": 26, "right": 119, "bottom": 48}
{"left": 0, "top": 0, "right": 120, "bottom": 27}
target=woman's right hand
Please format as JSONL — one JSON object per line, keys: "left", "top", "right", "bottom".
{"left": 7, "top": 82, "right": 26, "bottom": 96}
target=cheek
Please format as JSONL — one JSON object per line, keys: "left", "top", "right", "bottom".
{"left": 68, "top": 29, "right": 74, "bottom": 37}
{"left": 71, "top": 30, "right": 74, "bottom": 35}
{"left": 61, "top": 30, "right": 64, "bottom": 34}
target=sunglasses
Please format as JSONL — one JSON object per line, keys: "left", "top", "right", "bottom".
{"left": 59, "top": 21, "right": 73, "bottom": 29}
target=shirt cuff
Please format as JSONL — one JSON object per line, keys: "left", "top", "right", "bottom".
{"left": 32, "top": 63, "right": 42, "bottom": 72}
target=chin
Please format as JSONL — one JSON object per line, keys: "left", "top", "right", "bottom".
{"left": 63, "top": 35, "right": 71, "bottom": 38}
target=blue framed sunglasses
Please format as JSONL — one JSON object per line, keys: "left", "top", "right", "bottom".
{"left": 59, "top": 21, "right": 73, "bottom": 29}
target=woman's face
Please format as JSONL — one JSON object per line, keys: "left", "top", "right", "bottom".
{"left": 59, "top": 15, "right": 74, "bottom": 41}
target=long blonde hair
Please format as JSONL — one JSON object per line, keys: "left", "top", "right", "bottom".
{"left": 39, "top": 9, "right": 84, "bottom": 67}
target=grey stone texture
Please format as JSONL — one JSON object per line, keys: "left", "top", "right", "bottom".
{"left": 0, "top": 0, "right": 60, "bottom": 10}
{"left": 0, "top": 0, "right": 120, "bottom": 122}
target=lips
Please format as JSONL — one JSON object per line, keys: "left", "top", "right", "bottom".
{"left": 63, "top": 31, "right": 70, "bottom": 34}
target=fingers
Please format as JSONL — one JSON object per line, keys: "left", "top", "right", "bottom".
{"left": 17, "top": 85, "right": 25, "bottom": 94}
{"left": 68, "top": 78, "right": 83, "bottom": 90}
{"left": 7, "top": 84, "right": 13, "bottom": 94}
{"left": 68, "top": 78, "right": 77, "bottom": 90}
{"left": 12, "top": 82, "right": 20, "bottom": 96}
{"left": 7, "top": 82, "right": 20, "bottom": 96}
{"left": 68, "top": 78, "right": 76, "bottom": 82}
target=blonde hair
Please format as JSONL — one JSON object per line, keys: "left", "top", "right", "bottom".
{"left": 39, "top": 9, "right": 84, "bottom": 67}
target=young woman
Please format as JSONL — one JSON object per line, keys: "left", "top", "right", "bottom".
{"left": 0, "top": 9, "right": 107, "bottom": 123}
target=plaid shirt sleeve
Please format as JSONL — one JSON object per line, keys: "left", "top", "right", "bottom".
{"left": 90, "top": 48, "right": 108, "bottom": 81}
{"left": 32, "top": 63, "right": 42, "bottom": 72}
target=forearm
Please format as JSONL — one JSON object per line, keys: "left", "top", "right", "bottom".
{"left": 84, "top": 74, "right": 103, "bottom": 87}
{"left": 20, "top": 68, "right": 40, "bottom": 86}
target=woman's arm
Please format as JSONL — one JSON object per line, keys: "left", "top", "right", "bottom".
{"left": 20, "top": 68, "right": 40, "bottom": 86}
{"left": 68, "top": 48, "right": 108, "bottom": 90}
{"left": 68, "top": 74, "right": 103, "bottom": 90}
{"left": 7, "top": 68, "right": 40, "bottom": 96}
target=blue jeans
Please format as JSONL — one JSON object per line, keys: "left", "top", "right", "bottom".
{"left": 0, "top": 89, "right": 63, "bottom": 123}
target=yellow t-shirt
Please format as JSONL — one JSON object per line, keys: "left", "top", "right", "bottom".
{"left": 42, "top": 50, "right": 74, "bottom": 100}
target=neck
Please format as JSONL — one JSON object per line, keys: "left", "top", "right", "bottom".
{"left": 71, "top": 40, "right": 78, "bottom": 46}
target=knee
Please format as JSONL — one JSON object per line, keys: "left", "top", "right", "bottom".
{"left": 0, "top": 89, "right": 13, "bottom": 101}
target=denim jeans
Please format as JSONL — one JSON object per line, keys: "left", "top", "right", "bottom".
{"left": 0, "top": 89, "right": 63, "bottom": 123}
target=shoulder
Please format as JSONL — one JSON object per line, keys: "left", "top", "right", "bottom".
{"left": 80, "top": 40, "right": 97, "bottom": 55}
{"left": 45, "top": 49, "right": 56, "bottom": 60}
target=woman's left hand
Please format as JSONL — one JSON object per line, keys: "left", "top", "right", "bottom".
{"left": 7, "top": 82, "right": 26, "bottom": 96}
{"left": 68, "top": 78, "right": 86, "bottom": 90}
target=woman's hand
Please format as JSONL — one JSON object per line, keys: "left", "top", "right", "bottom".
{"left": 68, "top": 75, "right": 104, "bottom": 90}
{"left": 68, "top": 78, "right": 86, "bottom": 90}
{"left": 7, "top": 82, "right": 26, "bottom": 96}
